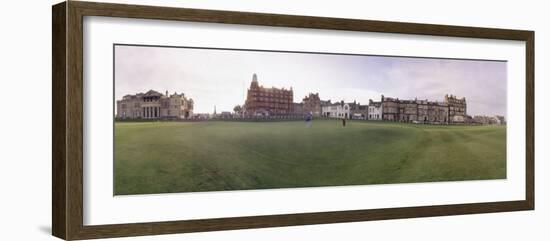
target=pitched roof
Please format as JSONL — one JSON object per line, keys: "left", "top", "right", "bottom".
{"left": 144, "top": 90, "right": 163, "bottom": 97}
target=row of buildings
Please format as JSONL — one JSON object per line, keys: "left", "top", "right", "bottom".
{"left": 241, "top": 74, "right": 471, "bottom": 124}
{"left": 115, "top": 73, "right": 504, "bottom": 125}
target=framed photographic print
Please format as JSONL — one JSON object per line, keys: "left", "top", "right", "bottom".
{"left": 52, "top": 1, "right": 534, "bottom": 240}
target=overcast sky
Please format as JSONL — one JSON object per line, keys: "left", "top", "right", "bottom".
{"left": 115, "top": 45, "right": 507, "bottom": 116}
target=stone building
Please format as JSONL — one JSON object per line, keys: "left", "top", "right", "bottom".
{"left": 445, "top": 94, "right": 467, "bottom": 123}
{"left": 348, "top": 101, "right": 368, "bottom": 119}
{"left": 244, "top": 73, "right": 294, "bottom": 116}
{"left": 376, "top": 94, "right": 466, "bottom": 124}
{"left": 116, "top": 90, "right": 194, "bottom": 119}
{"left": 302, "top": 93, "right": 322, "bottom": 116}
{"left": 292, "top": 95, "right": 332, "bottom": 117}
{"left": 381, "top": 95, "right": 399, "bottom": 121}
{"left": 427, "top": 101, "right": 450, "bottom": 123}
{"left": 292, "top": 102, "right": 304, "bottom": 115}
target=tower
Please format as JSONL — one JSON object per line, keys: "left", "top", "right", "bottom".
{"left": 250, "top": 73, "right": 259, "bottom": 89}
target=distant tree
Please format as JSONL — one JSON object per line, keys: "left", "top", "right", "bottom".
{"left": 233, "top": 105, "right": 242, "bottom": 114}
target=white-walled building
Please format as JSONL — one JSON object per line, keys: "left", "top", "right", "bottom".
{"left": 368, "top": 99, "right": 382, "bottom": 120}
{"left": 322, "top": 101, "right": 351, "bottom": 119}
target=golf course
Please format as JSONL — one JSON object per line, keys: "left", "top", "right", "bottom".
{"left": 114, "top": 120, "right": 506, "bottom": 195}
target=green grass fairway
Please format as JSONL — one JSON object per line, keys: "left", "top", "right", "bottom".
{"left": 114, "top": 120, "right": 506, "bottom": 195}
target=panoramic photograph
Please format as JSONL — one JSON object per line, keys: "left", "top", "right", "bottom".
{"left": 113, "top": 44, "right": 507, "bottom": 196}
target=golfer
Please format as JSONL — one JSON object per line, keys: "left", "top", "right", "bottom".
{"left": 305, "top": 113, "right": 312, "bottom": 127}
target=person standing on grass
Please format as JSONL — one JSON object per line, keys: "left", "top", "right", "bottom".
{"left": 342, "top": 117, "right": 346, "bottom": 127}
{"left": 305, "top": 113, "right": 312, "bottom": 128}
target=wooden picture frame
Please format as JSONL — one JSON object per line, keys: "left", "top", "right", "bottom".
{"left": 52, "top": 1, "right": 534, "bottom": 240}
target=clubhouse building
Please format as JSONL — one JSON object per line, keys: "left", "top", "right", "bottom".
{"left": 116, "top": 90, "right": 194, "bottom": 119}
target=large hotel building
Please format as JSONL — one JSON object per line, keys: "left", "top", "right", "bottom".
{"left": 244, "top": 73, "right": 294, "bottom": 116}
